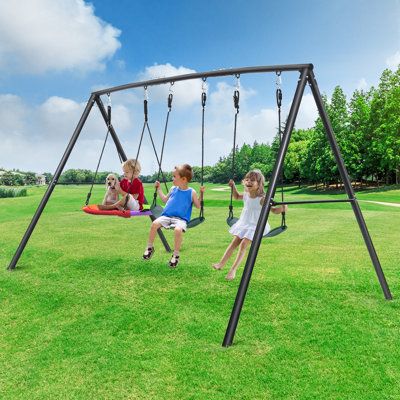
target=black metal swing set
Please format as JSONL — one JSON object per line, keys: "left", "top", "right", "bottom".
{"left": 8, "top": 64, "right": 393, "bottom": 348}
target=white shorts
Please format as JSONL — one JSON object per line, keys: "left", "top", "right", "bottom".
{"left": 125, "top": 194, "right": 140, "bottom": 211}
{"left": 155, "top": 216, "right": 187, "bottom": 232}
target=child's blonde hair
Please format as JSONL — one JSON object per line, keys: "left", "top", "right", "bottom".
{"left": 175, "top": 164, "right": 193, "bottom": 182}
{"left": 122, "top": 159, "right": 141, "bottom": 177}
{"left": 243, "top": 169, "right": 265, "bottom": 196}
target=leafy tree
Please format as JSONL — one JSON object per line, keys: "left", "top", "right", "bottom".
{"left": 24, "top": 172, "right": 37, "bottom": 185}
{"left": 0, "top": 171, "right": 24, "bottom": 186}
{"left": 43, "top": 172, "right": 53, "bottom": 184}
{"left": 369, "top": 68, "right": 400, "bottom": 184}
{"left": 348, "top": 89, "right": 373, "bottom": 183}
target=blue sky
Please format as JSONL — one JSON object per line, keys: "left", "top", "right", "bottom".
{"left": 0, "top": 0, "right": 399, "bottom": 174}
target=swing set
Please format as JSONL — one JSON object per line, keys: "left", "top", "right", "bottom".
{"left": 7, "top": 64, "right": 393, "bottom": 348}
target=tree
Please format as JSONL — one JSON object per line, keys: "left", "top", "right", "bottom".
{"left": 348, "top": 89, "right": 373, "bottom": 183}
{"left": 369, "top": 67, "right": 400, "bottom": 184}
{"left": 43, "top": 172, "right": 53, "bottom": 184}
{"left": 0, "top": 171, "right": 24, "bottom": 186}
{"left": 24, "top": 172, "right": 37, "bottom": 185}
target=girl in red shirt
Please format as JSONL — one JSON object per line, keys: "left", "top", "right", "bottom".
{"left": 99, "top": 159, "right": 144, "bottom": 211}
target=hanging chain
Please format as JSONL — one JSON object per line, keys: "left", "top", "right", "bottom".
{"left": 276, "top": 71, "right": 286, "bottom": 224}
{"left": 229, "top": 74, "right": 240, "bottom": 219}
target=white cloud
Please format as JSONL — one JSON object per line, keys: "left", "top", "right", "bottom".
{"left": 0, "top": 94, "right": 30, "bottom": 137}
{"left": 137, "top": 64, "right": 205, "bottom": 108}
{"left": 386, "top": 51, "right": 400, "bottom": 70}
{"left": 294, "top": 93, "right": 319, "bottom": 129}
{"left": 357, "top": 78, "right": 368, "bottom": 91}
{"left": 0, "top": 0, "right": 121, "bottom": 73}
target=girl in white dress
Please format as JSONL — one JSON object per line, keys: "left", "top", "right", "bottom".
{"left": 213, "top": 170, "right": 287, "bottom": 280}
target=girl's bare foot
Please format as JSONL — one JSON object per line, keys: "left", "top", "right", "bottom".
{"left": 225, "top": 269, "right": 236, "bottom": 281}
{"left": 212, "top": 263, "right": 224, "bottom": 270}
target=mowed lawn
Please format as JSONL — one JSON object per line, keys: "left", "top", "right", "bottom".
{"left": 1, "top": 183, "right": 400, "bottom": 399}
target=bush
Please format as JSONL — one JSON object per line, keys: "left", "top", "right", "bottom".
{"left": 0, "top": 187, "right": 28, "bottom": 198}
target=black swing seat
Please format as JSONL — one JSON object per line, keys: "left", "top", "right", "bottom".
{"left": 227, "top": 214, "right": 287, "bottom": 238}
{"left": 226, "top": 216, "right": 238, "bottom": 227}
{"left": 187, "top": 216, "right": 205, "bottom": 229}
{"left": 264, "top": 224, "right": 287, "bottom": 238}
{"left": 150, "top": 204, "right": 205, "bottom": 229}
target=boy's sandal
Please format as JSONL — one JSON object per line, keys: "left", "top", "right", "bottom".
{"left": 143, "top": 247, "right": 155, "bottom": 260}
{"left": 169, "top": 255, "right": 179, "bottom": 269}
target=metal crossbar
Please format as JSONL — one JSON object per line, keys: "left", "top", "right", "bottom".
{"left": 93, "top": 64, "right": 313, "bottom": 96}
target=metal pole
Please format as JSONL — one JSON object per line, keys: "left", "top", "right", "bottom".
{"left": 95, "top": 96, "right": 171, "bottom": 253}
{"left": 273, "top": 199, "right": 353, "bottom": 205}
{"left": 307, "top": 72, "right": 392, "bottom": 300}
{"left": 8, "top": 95, "right": 96, "bottom": 270}
{"left": 222, "top": 68, "right": 310, "bottom": 347}
{"left": 95, "top": 96, "right": 127, "bottom": 159}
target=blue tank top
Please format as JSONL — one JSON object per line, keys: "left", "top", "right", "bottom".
{"left": 161, "top": 186, "right": 193, "bottom": 222}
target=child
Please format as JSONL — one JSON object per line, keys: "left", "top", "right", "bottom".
{"left": 98, "top": 159, "right": 144, "bottom": 211}
{"left": 143, "top": 163, "right": 205, "bottom": 268}
{"left": 212, "top": 169, "right": 287, "bottom": 281}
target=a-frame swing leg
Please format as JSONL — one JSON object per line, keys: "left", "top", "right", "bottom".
{"left": 222, "top": 67, "right": 393, "bottom": 347}
{"left": 222, "top": 67, "right": 310, "bottom": 347}
{"left": 8, "top": 95, "right": 97, "bottom": 270}
{"left": 307, "top": 71, "right": 392, "bottom": 300}
{"left": 95, "top": 97, "right": 171, "bottom": 253}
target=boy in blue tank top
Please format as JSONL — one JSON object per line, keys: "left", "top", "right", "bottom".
{"left": 143, "top": 164, "right": 205, "bottom": 268}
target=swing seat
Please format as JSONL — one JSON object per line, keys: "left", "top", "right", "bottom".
{"left": 264, "top": 225, "right": 287, "bottom": 238}
{"left": 82, "top": 204, "right": 152, "bottom": 218}
{"left": 187, "top": 216, "right": 205, "bottom": 229}
{"left": 226, "top": 216, "right": 239, "bottom": 227}
{"left": 150, "top": 204, "right": 205, "bottom": 229}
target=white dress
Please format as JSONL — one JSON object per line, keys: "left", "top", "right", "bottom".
{"left": 229, "top": 192, "right": 270, "bottom": 240}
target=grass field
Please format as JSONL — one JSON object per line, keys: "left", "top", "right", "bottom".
{"left": 1, "top": 183, "right": 400, "bottom": 399}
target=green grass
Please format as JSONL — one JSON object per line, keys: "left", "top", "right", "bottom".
{"left": 1, "top": 183, "right": 400, "bottom": 399}
{"left": 0, "top": 186, "right": 27, "bottom": 198}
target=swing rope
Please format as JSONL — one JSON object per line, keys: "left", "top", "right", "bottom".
{"left": 199, "top": 78, "right": 206, "bottom": 220}
{"left": 185, "top": 78, "right": 207, "bottom": 228}
{"left": 124, "top": 86, "right": 171, "bottom": 210}
{"left": 151, "top": 84, "right": 174, "bottom": 210}
{"left": 263, "top": 71, "right": 288, "bottom": 238}
{"left": 121, "top": 89, "right": 148, "bottom": 210}
{"left": 85, "top": 94, "right": 112, "bottom": 206}
{"left": 228, "top": 75, "right": 240, "bottom": 223}
{"left": 276, "top": 71, "right": 286, "bottom": 229}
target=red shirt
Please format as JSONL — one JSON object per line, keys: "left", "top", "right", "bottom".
{"left": 120, "top": 178, "right": 144, "bottom": 210}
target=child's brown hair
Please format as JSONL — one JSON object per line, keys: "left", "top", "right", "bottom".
{"left": 122, "top": 159, "right": 141, "bottom": 177}
{"left": 175, "top": 164, "right": 193, "bottom": 182}
{"left": 243, "top": 169, "right": 265, "bottom": 196}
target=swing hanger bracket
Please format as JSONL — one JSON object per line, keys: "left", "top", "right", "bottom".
{"left": 201, "top": 78, "right": 207, "bottom": 107}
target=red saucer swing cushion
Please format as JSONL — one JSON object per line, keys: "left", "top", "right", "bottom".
{"left": 82, "top": 204, "right": 152, "bottom": 218}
